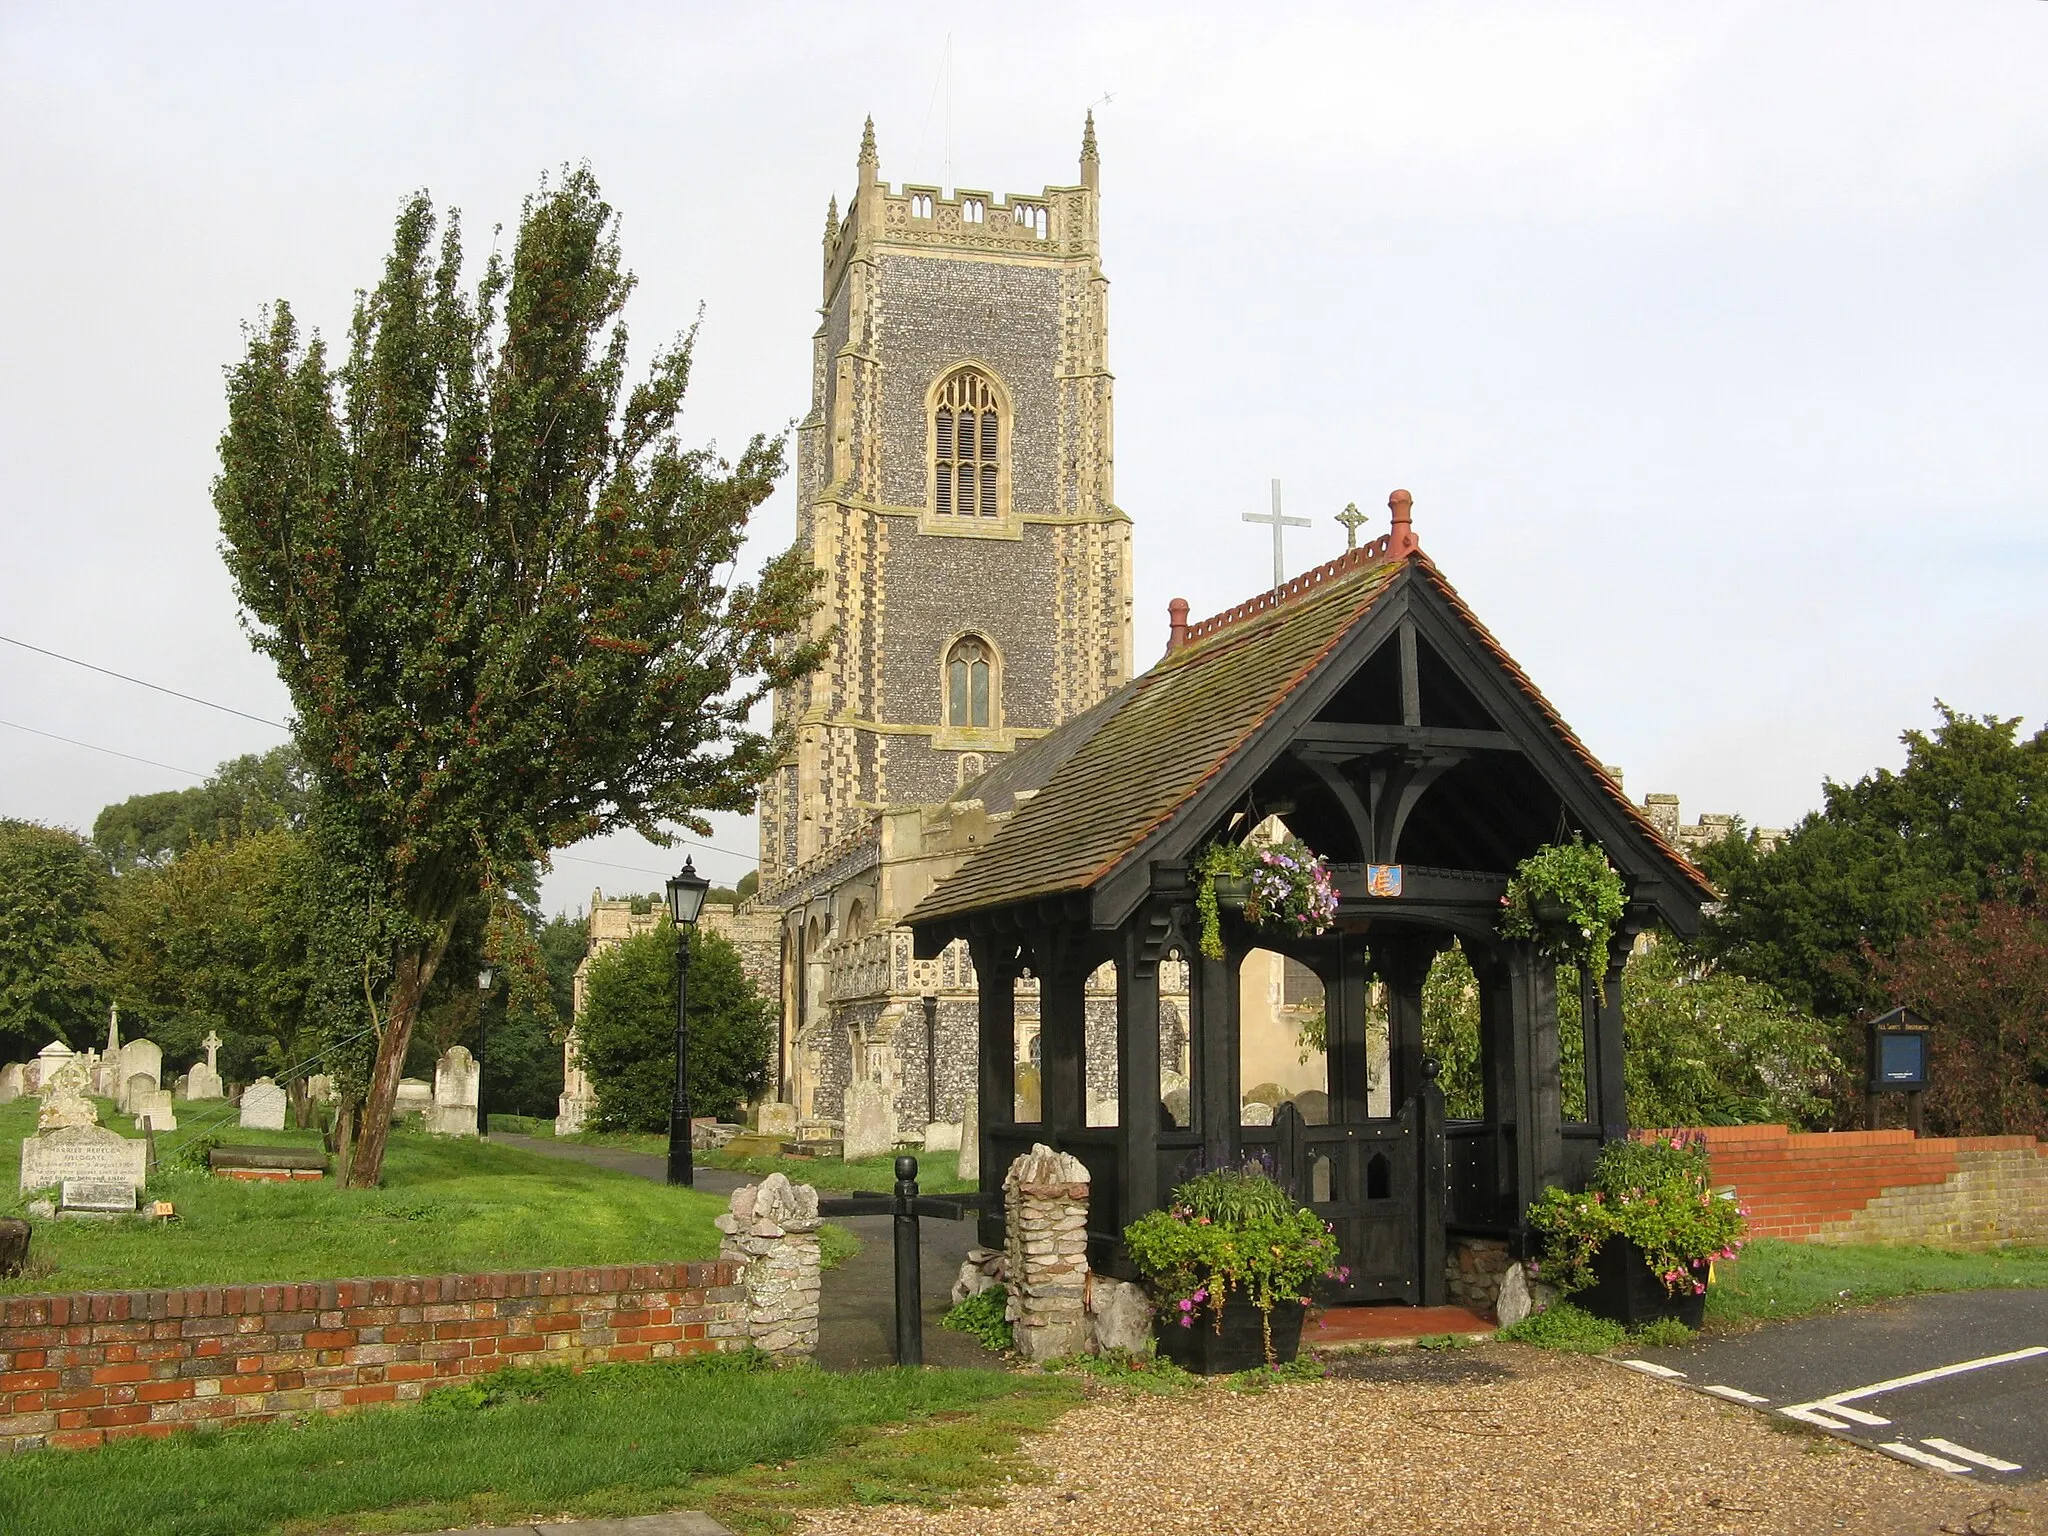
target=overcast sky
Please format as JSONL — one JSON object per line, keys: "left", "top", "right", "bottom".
{"left": 3, "top": 1, "right": 2044, "bottom": 918}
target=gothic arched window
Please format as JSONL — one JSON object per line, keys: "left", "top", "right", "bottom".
{"left": 945, "top": 636, "right": 995, "bottom": 729}
{"left": 931, "top": 368, "right": 1006, "bottom": 520}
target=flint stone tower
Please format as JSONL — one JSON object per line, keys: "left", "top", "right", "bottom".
{"left": 757, "top": 116, "right": 1133, "bottom": 880}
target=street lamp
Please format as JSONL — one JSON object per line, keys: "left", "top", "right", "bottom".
{"left": 477, "top": 967, "right": 494, "bottom": 1138}
{"left": 665, "top": 858, "right": 711, "bottom": 1186}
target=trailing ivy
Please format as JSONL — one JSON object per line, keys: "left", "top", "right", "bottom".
{"left": 1499, "top": 837, "right": 1627, "bottom": 981}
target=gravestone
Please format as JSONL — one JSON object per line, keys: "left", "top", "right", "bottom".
{"left": 957, "top": 1088, "right": 979, "bottom": 1179}
{"left": 839, "top": 1081, "right": 895, "bottom": 1161}
{"left": 116, "top": 1040, "right": 162, "bottom": 1110}
{"left": 1014, "top": 1062, "right": 1042, "bottom": 1122}
{"left": 1292, "top": 1089, "right": 1331, "bottom": 1126}
{"left": 131, "top": 1087, "right": 177, "bottom": 1132}
{"left": 429, "top": 1046, "right": 479, "bottom": 1137}
{"left": 1240, "top": 1100, "right": 1275, "bottom": 1126}
{"left": 922, "top": 1120, "right": 961, "bottom": 1153}
{"left": 62, "top": 1179, "right": 138, "bottom": 1215}
{"left": 38, "top": 1059, "right": 98, "bottom": 1131}
{"left": 757, "top": 1101, "right": 799, "bottom": 1140}
{"left": 1086, "top": 1094, "right": 1120, "bottom": 1128}
{"left": 19, "top": 1123, "right": 147, "bottom": 1195}
{"left": 394, "top": 1078, "right": 434, "bottom": 1117}
{"left": 172, "top": 1072, "right": 191, "bottom": 1099}
{"left": 1161, "top": 1084, "right": 1191, "bottom": 1129}
{"left": 239, "top": 1077, "right": 288, "bottom": 1131}
{"left": 0, "top": 1063, "right": 22, "bottom": 1103}
{"left": 30, "top": 1038, "right": 75, "bottom": 1094}
{"left": 185, "top": 1030, "right": 225, "bottom": 1101}
{"left": 305, "top": 1073, "right": 334, "bottom": 1103}
{"left": 124, "top": 1074, "right": 157, "bottom": 1119}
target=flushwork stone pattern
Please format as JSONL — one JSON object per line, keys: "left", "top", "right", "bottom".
{"left": 1002, "top": 1144, "right": 1092, "bottom": 1363}
{"left": 714, "top": 1175, "right": 823, "bottom": 1357}
{"left": 0, "top": 1262, "right": 743, "bottom": 1453}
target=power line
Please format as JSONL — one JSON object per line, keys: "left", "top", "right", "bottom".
{"left": 0, "top": 717, "right": 206, "bottom": 779}
{"left": 0, "top": 633, "right": 288, "bottom": 731}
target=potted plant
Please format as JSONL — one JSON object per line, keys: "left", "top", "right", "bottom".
{"left": 1123, "top": 1160, "right": 1345, "bottom": 1372}
{"left": 1194, "top": 837, "right": 1341, "bottom": 961}
{"left": 1498, "top": 837, "right": 1627, "bottom": 984}
{"left": 1525, "top": 1136, "right": 1748, "bottom": 1329}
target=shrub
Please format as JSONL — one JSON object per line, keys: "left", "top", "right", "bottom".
{"left": 941, "top": 1286, "right": 1012, "bottom": 1352}
{"left": 1527, "top": 1135, "right": 1748, "bottom": 1297}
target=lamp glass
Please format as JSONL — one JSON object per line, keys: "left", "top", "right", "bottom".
{"left": 666, "top": 858, "right": 711, "bottom": 927}
{"left": 478, "top": 966, "right": 494, "bottom": 991}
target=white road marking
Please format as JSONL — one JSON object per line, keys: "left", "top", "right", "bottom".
{"left": 1879, "top": 1441, "right": 1973, "bottom": 1474}
{"left": 1780, "top": 1405, "right": 1853, "bottom": 1430}
{"left": 1779, "top": 1346, "right": 2048, "bottom": 1430}
{"left": 1921, "top": 1439, "right": 2023, "bottom": 1474}
{"left": 1620, "top": 1359, "right": 1686, "bottom": 1379}
{"left": 1701, "top": 1384, "right": 1770, "bottom": 1404}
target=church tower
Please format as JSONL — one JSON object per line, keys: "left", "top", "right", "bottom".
{"left": 757, "top": 116, "right": 1133, "bottom": 885}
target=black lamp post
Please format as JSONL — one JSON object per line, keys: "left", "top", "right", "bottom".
{"left": 665, "top": 858, "right": 711, "bottom": 1186}
{"left": 476, "top": 966, "right": 494, "bottom": 1138}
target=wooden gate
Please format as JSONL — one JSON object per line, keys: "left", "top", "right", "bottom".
{"left": 1265, "top": 1096, "right": 1446, "bottom": 1305}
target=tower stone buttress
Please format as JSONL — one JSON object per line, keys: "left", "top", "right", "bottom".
{"left": 759, "top": 115, "right": 1133, "bottom": 892}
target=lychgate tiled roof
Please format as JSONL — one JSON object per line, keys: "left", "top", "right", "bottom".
{"left": 909, "top": 551, "right": 1407, "bottom": 924}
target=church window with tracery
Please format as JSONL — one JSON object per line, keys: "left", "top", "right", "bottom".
{"left": 945, "top": 636, "right": 994, "bottom": 729}
{"left": 931, "top": 368, "right": 1005, "bottom": 519}
{"left": 961, "top": 197, "right": 985, "bottom": 223}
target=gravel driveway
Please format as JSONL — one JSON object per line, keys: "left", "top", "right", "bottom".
{"left": 798, "top": 1345, "right": 2040, "bottom": 1536}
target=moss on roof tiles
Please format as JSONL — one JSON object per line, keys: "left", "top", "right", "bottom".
{"left": 909, "top": 556, "right": 1404, "bottom": 924}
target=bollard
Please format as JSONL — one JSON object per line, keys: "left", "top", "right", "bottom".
{"left": 894, "top": 1154, "right": 923, "bottom": 1367}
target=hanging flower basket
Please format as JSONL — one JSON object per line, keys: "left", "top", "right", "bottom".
{"left": 1498, "top": 837, "right": 1627, "bottom": 980}
{"left": 1194, "top": 838, "right": 1340, "bottom": 960}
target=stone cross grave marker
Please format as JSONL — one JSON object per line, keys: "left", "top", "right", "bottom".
{"left": 186, "top": 1030, "right": 225, "bottom": 1101}
{"left": 239, "top": 1077, "right": 288, "bottom": 1131}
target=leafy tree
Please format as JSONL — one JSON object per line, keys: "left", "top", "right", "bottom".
{"left": 1621, "top": 940, "right": 1840, "bottom": 1129}
{"left": 536, "top": 913, "right": 587, "bottom": 1037}
{"left": 0, "top": 820, "right": 110, "bottom": 1058}
{"left": 1705, "top": 706, "right": 2048, "bottom": 1019}
{"left": 735, "top": 870, "right": 759, "bottom": 902}
{"left": 577, "top": 922, "right": 771, "bottom": 1128}
{"left": 1868, "top": 865, "right": 2048, "bottom": 1137}
{"left": 91, "top": 746, "right": 310, "bottom": 872}
{"left": 212, "top": 169, "right": 822, "bottom": 1185}
{"left": 102, "top": 826, "right": 327, "bottom": 1120}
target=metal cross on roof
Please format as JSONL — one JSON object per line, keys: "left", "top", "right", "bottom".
{"left": 1243, "top": 479, "right": 1310, "bottom": 589}
{"left": 1335, "top": 501, "right": 1369, "bottom": 551}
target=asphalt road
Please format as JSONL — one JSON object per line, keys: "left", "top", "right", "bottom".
{"left": 1624, "top": 1288, "right": 2048, "bottom": 1482}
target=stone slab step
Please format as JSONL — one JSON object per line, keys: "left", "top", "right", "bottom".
{"left": 465, "top": 1512, "right": 731, "bottom": 1535}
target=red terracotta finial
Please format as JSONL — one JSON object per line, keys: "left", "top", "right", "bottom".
{"left": 1167, "top": 597, "right": 1190, "bottom": 653}
{"left": 1388, "top": 489, "right": 1415, "bottom": 554}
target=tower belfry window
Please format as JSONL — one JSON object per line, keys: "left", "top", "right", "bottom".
{"left": 931, "top": 368, "right": 1006, "bottom": 520}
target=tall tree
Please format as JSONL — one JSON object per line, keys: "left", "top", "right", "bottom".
{"left": 213, "top": 169, "right": 822, "bottom": 1185}
{"left": 0, "top": 820, "right": 110, "bottom": 1058}
{"left": 92, "top": 746, "right": 310, "bottom": 872}
{"left": 1705, "top": 706, "right": 2048, "bottom": 1019}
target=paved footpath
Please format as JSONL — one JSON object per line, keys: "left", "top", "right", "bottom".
{"left": 493, "top": 1135, "right": 999, "bottom": 1372}
{"left": 1624, "top": 1288, "right": 2048, "bottom": 1483}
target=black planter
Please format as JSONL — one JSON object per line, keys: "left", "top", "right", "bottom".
{"left": 1576, "top": 1237, "right": 1707, "bottom": 1329}
{"left": 1154, "top": 1295, "right": 1305, "bottom": 1374}
{"left": 1210, "top": 877, "right": 1252, "bottom": 911}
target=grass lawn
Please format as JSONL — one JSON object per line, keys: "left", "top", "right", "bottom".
{"left": 697, "top": 1147, "right": 975, "bottom": 1195}
{"left": 0, "top": 1353, "right": 1079, "bottom": 1536}
{"left": 1705, "top": 1237, "right": 2048, "bottom": 1327}
{"left": 1, "top": 1097, "right": 728, "bottom": 1293}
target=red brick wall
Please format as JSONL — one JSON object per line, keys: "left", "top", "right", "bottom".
{"left": 1642, "top": 1124, "right": 2047, "bottom": 1244}
{"left": 0, "top": 1261, "right": 742, "bottom": 1453}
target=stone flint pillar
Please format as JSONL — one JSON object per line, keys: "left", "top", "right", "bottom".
{"left": 715, "top": 1173, "right": 824, "bottom": 1359}
{"left": 1003, "top": 1144, "right": 1093, "bottom": 1363}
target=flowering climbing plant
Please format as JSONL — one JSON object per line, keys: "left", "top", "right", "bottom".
{"left": 1526, "top": 1135, "right": 1749, "bottom": 1297}
{"left": 1194, "top": 837, "right": 1341, "bottom": 960}
{"left": 1122, "top": 1162, "right": 1344, "bottom": 1362}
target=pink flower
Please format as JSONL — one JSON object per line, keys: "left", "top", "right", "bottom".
{"left": 1178, "top": 1298, "right": 1193, "bottom": 1312}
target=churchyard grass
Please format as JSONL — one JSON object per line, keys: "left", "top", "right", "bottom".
{"left": 698, "top": 1147, "right": 975, "bottom": 1194}
{"left": 0, "top": 1097, "right": 727, "bottom": 1293}
{"left": 1704, "top": 1236, "right": 2048, "bottom": 1326}
{"left": 0, "top": 1352, "right": 1082, "bottom": 1536}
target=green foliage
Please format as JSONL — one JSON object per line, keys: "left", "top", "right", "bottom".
{"left": 696, "top": 1147, "right": 974, "bottom": 1194}
{"left": 1526, "top": 1136, "right": 1747, "bottom": 1297}
{"left": 1421, "top": 943, "right": 1484, "bottom": 1118}
{"left": 1496, "top": 1301, "right": 1627, "bottom": 1352}
{"left": 211, "top": 167, "right": 824, "bottom": 1183}
{"left": 1628, "top": 1317, "right": 1696, "bottom": 1348}
{"left": 815, "top": 1222, "right": 860, "bottom": 1272}
{"left": 1193, "top": 841, "right": 1257, "bottom": 961}
{"left": 1192, "top": 839, "right": 1338, "bottom": 961}
{"left": 1500, "top": 837, "right": 1627, "bottom": 979}
{"left": 91, "top": 746, "right": 310, "bottom": 872}
{"left": 577, "top": 923, "right": 772, "bottom": 1128}
{"left": 0, "top": 819, "right": 111, "bottom": 1058}
{"left": 536, "top": 913, "right": 586, "bottom": 1033}
{"left": 1123, "top": 1161, "right": 1341, "bottom": 1357}
{"left": 1622, "top": 939, "right": 1841, "bottom": 1129}
{"left": 1227, "top": 1354, "right": 1327, "bottom": 1390}
{"left": 940, "top": 1286, "right": 1013, "bottom": 1352}
{"left": 1706, "top": 706, "right": 2048, "bottom": 1021}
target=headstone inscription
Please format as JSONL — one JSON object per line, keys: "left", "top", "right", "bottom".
{"left": 19, "top": 1123, "right": 148, "bottom": 1195}
{"left": 839, "top": 1081, "right": 896, "bottom": 1161}
{"left": 62, "top": 1179, "right": 138, "bottom": 1214}
{"left": 428, "top": 1046, "right": 479, "bottom": 1137}
{"left": 239, "top": 1077, "right": 288, "bottom": 1131}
